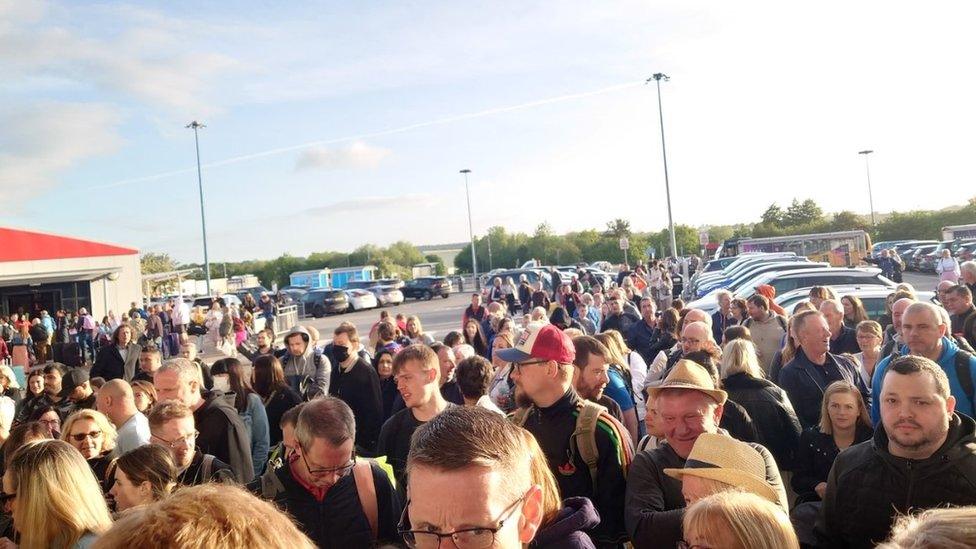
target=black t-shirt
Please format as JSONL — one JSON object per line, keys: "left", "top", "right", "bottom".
{"left": 377, "top": 405, "right": 455, "bottom": 497}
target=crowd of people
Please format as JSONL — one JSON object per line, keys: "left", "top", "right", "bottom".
{"left": 0, "top": 257, "right": 974, "bottom": 547}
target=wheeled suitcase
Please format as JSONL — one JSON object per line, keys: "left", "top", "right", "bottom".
{"left": 61, "top": 342, "right": 83, "bottom": 367}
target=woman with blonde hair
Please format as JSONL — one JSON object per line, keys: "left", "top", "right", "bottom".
{"left": 878, "top": 506, "right": 976, "bottom": 549}
{"left": 595, "top": 330, "right": 649, "bottom": 432}
{"left": 404, "top": 315, "right": 434, "bottom": 346}
{"left": 852, "top": 320, "right": 883, "bottom": 388}
{"left": 2, "top": 439, "right": 113, "bottom": 548}
{"left": 792, "top": 381, "right": 872, "bottom": 504}
{"left": 60, "top": 409, "right": 118, "bottom": 488}
{"left": 682, "top": 491, "right": 799, "bottom": 549}
{"left": 719, "top": 340, "right": 801, "bottom": 471}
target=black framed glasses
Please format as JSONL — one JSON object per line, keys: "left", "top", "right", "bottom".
{"left": 301, "top": 450, "right": 356, "bottom": 478}
{"left": 399, "top": 494, "right": 524, "bottom": 549}
{"left": 151, "top": 430, "right": 199, "bottom": 449}
{"left": 513, "top": 360, "right": 547, "bottom": 372}
{"left": 69, "top": 430, "right": 103, "bottom": 442}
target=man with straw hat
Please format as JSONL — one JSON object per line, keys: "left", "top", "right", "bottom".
{"left": 624, "top": 359, "right": 787, "bottom": 548}
{"left": 663, "top": 432, "right": 782, "bottom": 507}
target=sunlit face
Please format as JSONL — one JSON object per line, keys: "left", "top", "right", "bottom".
{"left": 296, "top": 437, "right": 355, "bottom": 490}
{"left": 395, "top": 360, "right": 437, "bottom": 409}
{"left": 436, "top": 347, "right": 456, "bottom": 383}
{"left": 133, "top": 389, "right": 153, "bottom": 413}
{"left": 492, "top": 336, "right": 512, "bottom": 370}
{"left": 67, "top": 418, "right": 104, "bottom": 459}
{"left": 376, "top": 354, "right": 394, "bottom": 380}
{"left": 680, "top": 324, "right": 708, "bottom": 355}
{"left": 645, "top": 395, "right": 664, "bottom": 438}
{"left": 179, "top": 345, "right": 197, "bottom": 361}
{"left": 406, "top": 318, "right": 419, "bottom": 336}
{"left": 881, "top": 371, "right": 954, "bottom": 458}
{"left": 256, "top": 331, "right": 270, "bottom": 349}
{"left": 901, "top": 308, "right": 947, "bottom": 358}
{"left": 640, "top": 300, "right": 656, "bottom": 319}
{"left": 27, "top": 375, "right": 43, "bottom": 396}
{"left": 110, "top": 467, "right": 152, "bottom": 511}
{"left": 656, "top": 391, "right": 722, "bottom": 458}
{"left": 855, "top": 329, "right": 881, "bottom": 352}
{"left": 43, "top": 371, "right": 62, "bottom": 397}
{"left": 842, "top": 298, "right": 854, "bottom": 317}
{"left": 37, "top": 410, "right": 61, "bottom": 437}
{"left": 140, "top": 352, "right": 161, "bottom": 374}
{"left": 286, "top": 334, "right": 307, "bottom": 356}
{"left": 151, "top": 416, "right": 196, "bottom": 470}
{"left": 717, "top": 294, "right": 731, "bottom": 313}
{"left": 827, "top": 391, "right": 859, "bottom": 431}
{"left": 798, "top": 316, "right": 831, "bottom": 358}
{"left": 574, "top": 354, "right": 610, "bottom": 401}
{"left": 746, "top": 301, "right": 765, "bottom": 321}
{"left": 465, "top": 321, "right": 478, "bottom": 339}
{"left": 892, "top": 299, "right": 913, "bottom": 332}
{"left": 153, "top": 369, "right": 200, "bottom": 407}
{"left": 407, "top": 465, "right": 535, "bottom": 549}
{"left": 117, "top": 326, "right": 132, "bottom": 347}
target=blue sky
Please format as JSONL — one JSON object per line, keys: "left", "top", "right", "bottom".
{"left": 3, "top": 1, "right": 976, "bottom": 263}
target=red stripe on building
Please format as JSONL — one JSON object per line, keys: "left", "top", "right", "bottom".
{"left": 0, "top": 227, "right": 138, "bottom": 262}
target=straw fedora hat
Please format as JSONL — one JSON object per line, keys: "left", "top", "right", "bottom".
{"left": 663, "top": 433, "right": 779, "bottom": 504}
{"left": 647, "top": 359, "right": 727, "bottom": 405}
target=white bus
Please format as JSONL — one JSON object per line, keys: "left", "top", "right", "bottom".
{"left": 941, "top": 224, "right": 976, "bottom": 241}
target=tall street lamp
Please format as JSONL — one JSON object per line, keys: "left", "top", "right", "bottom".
{"left": 460, "top": 169, "right": 479, "bottom": 289}
{"left": 648, "top": 73, "right": 678, "bottom": 260}
{"left": 187, "top": 121, "right": 212, "bottom": 295}
{"left": 858, "top": 150, "right": 877, "bottom": 225}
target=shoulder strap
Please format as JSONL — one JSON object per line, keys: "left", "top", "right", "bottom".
{"left": 573, "top": 400, "right": 605, "bottom": 490}
{"left": 636, "top": 434, "right": 651, "bottom": 453}
{"left": 776, "top": 315, "right": 788, "bottom": 332}
{"left": 260, "top": 467, "right": 287, "bottom": 499}
{"left": 201, "top": 454, "right": 215, "bottom": 481}
{"left": 510, "top": 406, "right": 532, "bottom": 427}
{"left": 955, "top": 350, "right": 974, "bottom": 406}
{"left": 352, "top": 460, "right": 379, "bottom": 540}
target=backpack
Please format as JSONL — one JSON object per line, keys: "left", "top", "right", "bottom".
{"left": 511, "top": 400, "right": 613, "bottom": 490}
{"left": 260, "top": 459, "right": 379, "bottom": 540}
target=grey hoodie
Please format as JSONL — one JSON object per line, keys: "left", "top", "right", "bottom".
{"left": 279, "top": 325, "right": 330, "bottom": 398}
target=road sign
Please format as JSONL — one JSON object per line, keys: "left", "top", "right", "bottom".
{"left": 619, "top": 237, "right": 630, "bottom": 250}
{"left": 646, "top": 246, "right": 656, "bottom": 259}
{"left": 699, "top": 231, "right": 709, "bottom": 246}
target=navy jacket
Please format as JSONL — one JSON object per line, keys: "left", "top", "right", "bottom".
{"left": 779, "top": 349, "right": 870, "bottom": 429}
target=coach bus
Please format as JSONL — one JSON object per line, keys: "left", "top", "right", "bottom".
{"left": 942, "top": 224, "right": 976, "bottom": 241}
{"left": 719, "top": 230, "right": 872, "bottom": 267}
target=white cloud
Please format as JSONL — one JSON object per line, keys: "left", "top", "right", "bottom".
{"left": 0, "top": 101, "right": 122, "bottom": 204}
{"left": 294, "top": 141, "right": 392, "bottom": 172}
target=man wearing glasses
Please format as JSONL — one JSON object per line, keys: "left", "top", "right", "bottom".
{"left": 501, "top": 323, "right": 633, "bottom": 548}
{"left": 148, "top": 400, "right": 234, "bottom": 486}
{"left": 250, "top": 396, "right": 402, "bottom": 547}
{"left": 402, "top": 405, "right": 600, "bottom": 549}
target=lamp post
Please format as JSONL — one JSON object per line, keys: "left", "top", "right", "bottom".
{"left": 648, "top": 73, "right": 678, "bottom": 260}
{"left": 187, "top": 121, "right": 212, "bottom": 295}
{"left": 858, "top": 150, "right": 877, "bottom": 225}
{"left": 460, "top": 169, "right": 479, "bottom": 289}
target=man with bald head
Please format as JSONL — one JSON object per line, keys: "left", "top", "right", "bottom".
{"left": 871, "top": 301, "right": 976, "bottom": 423}
{"left": 821, "top": 299, "right": 860, "bottom": 354}
{"left": 780, "top": 310, "right": 870, "bottom": 428}
{"left": 96, "top": 379, "right": 150, "bottom": 454}
{"left": 645, "top": 309, "right": 713, "bottom": 385}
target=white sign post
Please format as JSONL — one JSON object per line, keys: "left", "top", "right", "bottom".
{"left": 619, "top": 237, "right": 630, "bottom": 266}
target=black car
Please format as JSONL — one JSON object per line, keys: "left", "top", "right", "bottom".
{"left": 301, "top": 289, "right": 350, "bottom": 317}
{"left": 402, "top": 277, "right": 453, "bottom": 300}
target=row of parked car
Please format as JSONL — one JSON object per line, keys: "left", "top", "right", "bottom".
{"left": 873, "top": 239, "right": 976, "bottom": 273}
{"left": 293, "top": 276, "right": 456, "bottom": 318}
{"left": 684, "top": 252, "right": 932, "bottom": 316}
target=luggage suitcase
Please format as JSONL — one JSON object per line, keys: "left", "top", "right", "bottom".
{"left": 11, "top": 345, "right": 29, "bottom": 368}
{"left": 61, "top": 342, "right": 83, "bottom": 367}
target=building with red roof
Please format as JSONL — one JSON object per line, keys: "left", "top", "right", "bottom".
{"left": 0, "top": 227, "right": 142, "bottom": 319}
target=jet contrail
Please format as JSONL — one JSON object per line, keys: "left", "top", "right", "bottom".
{"left": 90, "top": 80, "right": 642, "bottom": 190}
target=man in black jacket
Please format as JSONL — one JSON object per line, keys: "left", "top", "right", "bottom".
{"left": 817, "top": 355, "right": 976, "bottom": 548}
{"left": 624, "top": 360, "right": 788, "bottom": 549}
{"left": 154, "top": 357, "right": 254, "bottom": 483}
{"left": 627, "top": 297, "right": 659, "bottom": 364}
{"left": 822, "top": 299, "right": 860, "bottom": 355}
{"left": 945, "top": 284, "right": 976, "bottom": 350}
{"left": 329, "top": 323, "right": 383, "bottom": 455}
{"left": 249, "top": 397, "right": 402, "bottom": 547}
{"left": 779, "top": 310, "right": 870, "bottom": 428}
{"left": 501, "top": 323, "right": 632, "bottom": 548}
{"left": 601, "top": 298, "right": 640, "bottom": 337}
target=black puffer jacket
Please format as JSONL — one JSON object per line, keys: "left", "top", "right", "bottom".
{"left": 816, "top": 413, "right": 976, "bottom": 549}
{"left": 722, "top": 373, "right": 802, "bottom": 470}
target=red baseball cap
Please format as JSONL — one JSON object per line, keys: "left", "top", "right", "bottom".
{"left": 496, "top": 323, "right": 575, "bottom": 364}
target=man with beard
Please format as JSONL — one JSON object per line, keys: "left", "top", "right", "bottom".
{"left": 817, "top": 355, "right": 976, "bottom": 548}
{"left": 571, "top": 336, "right": 624, "bottom": 422}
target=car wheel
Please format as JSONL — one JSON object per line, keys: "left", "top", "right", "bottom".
{"left": 425, "top": 290, "right": 433, "bottom": 300}
{"left": 442, "top": 294, "right": 449, "bottom": 299}
{"left": 313, "top": 305, "right": 324, "bottom": 318}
